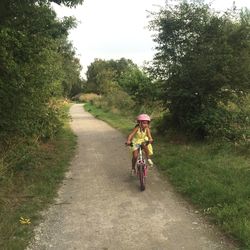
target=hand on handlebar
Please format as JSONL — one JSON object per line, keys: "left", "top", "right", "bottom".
{"left": 125, "top": 140, "right": 153, "bottom": 146}
{"left": 125, "top": 141, "right": 133, "bottom": 146}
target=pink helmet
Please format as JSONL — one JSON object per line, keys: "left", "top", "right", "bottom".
{"left": 137, "top": 114, "right": 151, "bottom": 122}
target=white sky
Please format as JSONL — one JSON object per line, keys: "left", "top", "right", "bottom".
{"left": 52, "top": 0, "right": 250, "bottom": 77}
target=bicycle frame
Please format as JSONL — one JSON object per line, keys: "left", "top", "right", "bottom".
{"left": 135, "top": 143, "right": 148, "bottom": 191}
{"left": 126, "top": 141, "right": 150, "bottom": 191}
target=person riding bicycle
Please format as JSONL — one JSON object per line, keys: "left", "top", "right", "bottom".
{"left": 126, "top": 113, "right": 154, "bottom": 174}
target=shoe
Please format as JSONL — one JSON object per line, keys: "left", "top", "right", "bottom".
{"left": 131, "top": 168, "right": 136, "bottom": 176}
{"left": 148, "top": 159, "right": 153, "bottom": 167}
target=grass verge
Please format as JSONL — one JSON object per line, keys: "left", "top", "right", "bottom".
{"left": 84, "top": 102, "right": 250, "bottom": 249}
{"left": 0, "top": 104, "right": 76, "bottom": 250}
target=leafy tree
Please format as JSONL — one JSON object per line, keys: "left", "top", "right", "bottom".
{"left": 118, "top": 66, "right": 156, "bottom": 106}
{"left": 85, "top": 59, "right": 115, "bottom": 94}
{"left": 59, "top": 39, "right": 82, "bottom": 97}
{"left": 86, "top": 58, "right": 159, "bottom": 113}
{"left": 0, "top": 0, "right": 83, "bottom": 139}
{"left": 149, "top": 1, "right": 250, "bottom": 139}
{"left": 86, "top": 58, "right": 136, "bottom": 94}
{"left": 70, "top": 78, "right": 86, "bottom": 97}
{"left": 87, "top": 58, "right": 160, "bottom": 112}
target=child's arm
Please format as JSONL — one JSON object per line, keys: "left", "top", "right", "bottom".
{"left": 146, "top": 127, "right": 153, "bottom": 143}
{"left": 126, "top": 127, "right": 138, "bottom": 145}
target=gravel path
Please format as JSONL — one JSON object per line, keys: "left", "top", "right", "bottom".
{"left": 27, "top": 103, "right": 238, "bottom": 250}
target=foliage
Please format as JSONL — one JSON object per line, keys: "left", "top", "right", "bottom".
{"left": 0, "top": 0, "right": 82, "bottom": 140}
{"left": 0, "top": 104, "right": 76, "bottom": 249}
{"left": 70, "top": 78, "right": 87, "bottom": 97}
{"left": 50, "top": 0, "right": 84, "bottom": 7}
{"left": 85, "top": 58, "right": 161, "bottom": 115}
{"left": 85, "top": 58, "right": 135, "bottom": 94}
{"left": 59, "top": 39, "right": 82, "bottom": 97}
{"left": 77, "top": 93, "right": 100, "bottom": 103}
{"left": 118, "top": 65, "right": 159, "bottom": 106}
{"left": 102, "top": 82, "right": 135, "bottom": 113}
{"left": 149, "top": 1, "right": 250, "bottom": 140}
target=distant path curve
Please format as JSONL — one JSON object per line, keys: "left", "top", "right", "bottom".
{"left": 27, "top": 103, "right": 238, "bottom": 250}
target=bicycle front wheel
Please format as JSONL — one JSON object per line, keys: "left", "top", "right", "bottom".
{"left": 138, "top": 164, "right": 146, "bottom": 191}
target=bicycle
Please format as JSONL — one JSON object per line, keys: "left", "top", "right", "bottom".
{"left": 126, "top": 141, "right": 151, "bottom": 191}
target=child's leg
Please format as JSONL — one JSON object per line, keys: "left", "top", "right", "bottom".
{"left": 132, "top": 150, "right": 138, "bottom": 170}
{"left": 142, "top": 144, "right": 150, "bottom": 159}
{"left": 143, "top": 144, "right": 153, "bottom": 166}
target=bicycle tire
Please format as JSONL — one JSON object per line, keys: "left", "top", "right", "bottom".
{"left": 138, "top": 164, "right": 146, "bottom": 191}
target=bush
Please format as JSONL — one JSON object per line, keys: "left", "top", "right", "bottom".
{"left": 93, "top": 82, "right": 135, "bottom": 114}
{"left": 78, "top": 93, "right": 101, "bottom": 103}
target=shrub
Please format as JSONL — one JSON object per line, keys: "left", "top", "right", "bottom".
{"left": 78, "top": 93, "right": 101, "bottom": 103}
{"left": 101, "top": 82, "right": 135, "bottom": 114}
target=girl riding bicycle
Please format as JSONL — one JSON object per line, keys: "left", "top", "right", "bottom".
{"left": 126, "top": 114, "right": 154, "bottom": 174}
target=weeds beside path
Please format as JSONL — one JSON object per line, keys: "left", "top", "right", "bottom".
{"left": 0, "top": 105, "right": 76, "bottom": 249}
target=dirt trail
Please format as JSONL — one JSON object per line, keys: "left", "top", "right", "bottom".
{"left": 27, "top": 103, "right": 238, "bottom": 250}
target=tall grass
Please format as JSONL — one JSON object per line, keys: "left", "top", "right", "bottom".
{"left": 0, "top": 104, "right": 76, "bottom": 249}
{"left": 85, "top": 102, "right": 250, "bottom": 249}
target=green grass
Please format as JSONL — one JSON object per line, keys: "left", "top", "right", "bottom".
{"left": 156, "top": 139, "right": 250, "bottom": 248}
{"left": 0, "top": 105, "right": 77, "bottom": 250}
{"left": 84, "top": 102, "right": 250, "bottom": 249}
{"left": 160, "top": 145, "right": 250, "bottom": 249}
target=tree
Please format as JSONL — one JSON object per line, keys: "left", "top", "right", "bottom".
{"left": 149, "top": 1, "right": 250, "bottom": 139}
{"left": 86, "top": 59, "right": 114, "bottom": 94}
{"left": 85, "top": 58, "right": 135, "bottom": 93}
{"left": 70, "top": 78, "right": 86, "bottom": 97}
{"left": 0, "top": 0, "right": 83, "bottom": 139}
{"left": 118, "top": 66, "right": 156, "bottom": 106}
{"left": 59, "top": 39, "right": 82, "bottom": 97}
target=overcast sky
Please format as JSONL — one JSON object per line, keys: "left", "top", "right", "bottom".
{"left": 52, "top": 0, "right": 250, "bottom": 77}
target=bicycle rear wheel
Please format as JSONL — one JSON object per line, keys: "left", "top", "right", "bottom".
{"left": 138, "top": 164, "right": 146, "bottom": 191}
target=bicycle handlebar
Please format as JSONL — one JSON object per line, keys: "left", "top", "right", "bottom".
{"left": 125, "top": 141, "right": 151, "bottom": 147}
